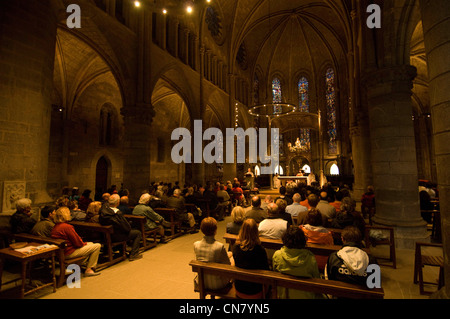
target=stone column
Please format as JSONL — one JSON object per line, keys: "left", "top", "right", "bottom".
{"left": 349, "top": 6, "right": 373, "bottom": 201}
{"left": 350, "top": 117, "right": 373, "bottom": 201}
{"left": 0, "top": 0, "right": 57, "bottom": 210}
{"left": 120, "top": 4, "right": 153, "bottom": 202}
{"left": 190, "top": 117, "right": 205, "bottom": 186}
{"left": 419, "top": 0, "right": 450, "bottom": 298}
{"left": 193, "top": 36, "right": 200, "bottom": 72}
{"left": 364, "top": 65, "right": 428, "bottom": 249}
{"left": 121, "top": 105, "right": 154, "bottom": 200}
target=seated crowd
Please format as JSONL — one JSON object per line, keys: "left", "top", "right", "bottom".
{"left": 194, "top": 180, "right": 380, "bottom": 299}
{"left": 8, "top": 177, "right": 379, "bottom": 297}
{"left": 6, "top": 179, "right": 252, "bottom": 278}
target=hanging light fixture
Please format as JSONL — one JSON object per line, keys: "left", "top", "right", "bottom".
{"left": 185, "top": 0, "right": 194, "bottom": 14}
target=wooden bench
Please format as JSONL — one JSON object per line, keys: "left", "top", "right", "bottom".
{"left": 223, "top": 233, "right": 370, "bottom": 271}
{"left": 13, "top": 233, "right": 85, "bottom": 288}
{"left": 196, "top": 199, "right": 211, "bottom": 217}
{"left": 154, "top": 208, "right": 197, "bottom": 240}
{"left": 190, "top": 260, "right": 384, "bottom": 299}
{"left": 153, "top": 208, "right": 182, "bottom": 240}
{"left": 414, "top": 242, "right": 444, "bottom": 295}
{"left": 69, "top": 221, "right": 127, "bottom": 270}
{"left": 124, "top": 215, "right": 158, "bottom": 251}
{"left": 420, "top": 209, "right": 441, "bottom": 241}
{"left": 364, "top": 225, "right": 396, "bottom": 268}
{"left": 185, "top": 203, "right": 198, "bottom": 216}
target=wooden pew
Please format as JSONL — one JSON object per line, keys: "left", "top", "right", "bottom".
{"left": 196, "top": 199, "right": 212, "bottom": 217}
{"left": 364, "top": 225, "right": 396, "bottom": 268}
{"left": 153, "top": 208, "right": 184, "bottom": 240}
{"left": 223, "top": 233, "right": 370, "bottom": 271}
{"left": 189, "top": 260, "right": 384, "bottom": 299}
{"left": 421, "top": 209, "right": 441, "bottom": 241}
{"left": 13, "top": 233, "right": 85, "bottom": 288}
{"left": 124, "top": 215, "right": 158, "bottom": 251}
{"left": 224, "top": 233, "right": 349, "bottom": 254}
{"left": 184, "top": 203, "right": 197, "bottom": 215}
{"left": 69, "top": 221, "right": 127, "bottom": 270}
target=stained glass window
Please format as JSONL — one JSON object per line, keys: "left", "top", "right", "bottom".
{"left": 272, "top": 77, "right": 282, "bottom": 114}
{"left": 298, "top": 129, "right": 311, "bottom": 150}
{"left": 326, "top": 68, "right": 337, "bottom": 154}
{"left": 298, "top": 77, "right": 309, "bottom": 112}
{"left": 253, "top": 73, "right": 259, "bottom": 106}
{"left": 298, "top": 77, "right": 311, "bottom": 150}
{"left": 205, "top": 7, "right": 222, "bottom": 38}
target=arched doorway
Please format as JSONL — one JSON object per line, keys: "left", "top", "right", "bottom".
{"left": 95, "top": 156, "right": 109, "bottom": 199}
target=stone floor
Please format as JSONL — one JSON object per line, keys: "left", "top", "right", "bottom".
{"left": 0, "top": 213, "right": 442, "bottom": 300}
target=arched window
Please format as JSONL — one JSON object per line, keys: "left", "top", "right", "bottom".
{"left": 272, "top": 77, "right": 282, "bottom": 114}
{"left": 330, "top": 163, "right": 340, "bottom": 176}
{"left": 275, "top": 165, "right": 284, "bottom": 175}
{"left": 99, "top": 105, "right": 115, "bottom": 146}
{"left": 298, "top": 77, "right": 311, "bottom": 149}
{"left": 326, "top": 68, "right": 338, "bottom": 154}
{"left": 205, "top": 6, "right": 222, "bottom": 39}
{"left": 254, "top": 165, "right": 260, "bottom": 177}
{"left": 298, "top": 77, "right": 309, "bottom": 113}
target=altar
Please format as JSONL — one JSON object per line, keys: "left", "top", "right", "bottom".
{"left": 276, "top": 176, "right": 308, "bottom": 187}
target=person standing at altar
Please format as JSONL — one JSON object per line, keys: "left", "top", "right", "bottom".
{"left": 307, "top": 171, "right": 316, "bottom": 186}
{"left": 273, "top": 173, "right": 281, "bottom": 189}
{"left": 245, "top": 168, "right": 255, "bottom": 190}
{"left": 296, "top": 169, "right": 304, "bottom": 177}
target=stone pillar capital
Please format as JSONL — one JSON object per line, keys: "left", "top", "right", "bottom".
{"left": 121, "top": 103, "right": 155, "bottom": 126}
{"left": 362, "top": 65, "right": 417, "bottom": 92}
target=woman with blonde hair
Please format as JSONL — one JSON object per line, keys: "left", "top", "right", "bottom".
{"left": 226, "top": 206, "right": 246, "bottom": 234}
{"left": 51, "top": 207, "right": 101, "bottom": 276}
{"left": 232, "top": 219, "right": 270, "bottom": 299}
{"left": 85, "top": 201, "right": 102, "bottom": 223}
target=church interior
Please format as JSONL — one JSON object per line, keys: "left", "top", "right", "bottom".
{"left": 0, "top": 0, "right": 449, "bottom": 300}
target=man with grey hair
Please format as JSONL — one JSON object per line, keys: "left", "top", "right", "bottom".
{"left": 10, "top": 198, "right": 36, "bottom": 234}
{"left": 132, "top": 193, "right": 171, "bottom": 243}
{"left": 100, "top": 194, "right": 143, "bottom": 261}
{"left": 286, "top": 193, "right": 308, "bottom": 224}
{"left": 167, "top": 188, "right": 196, "bottom": 229}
